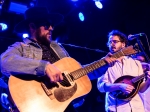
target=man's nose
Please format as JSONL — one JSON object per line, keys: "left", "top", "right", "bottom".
{"left": 48, "top": 26, "right": 53, "bottom": 31}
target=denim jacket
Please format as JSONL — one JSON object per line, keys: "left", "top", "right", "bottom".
{"left": 0, "top": 38, "right": 69, "bottom": 77}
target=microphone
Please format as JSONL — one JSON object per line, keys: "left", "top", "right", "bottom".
{"left": 128, "top": 33, "right": 145, "bottom": 40}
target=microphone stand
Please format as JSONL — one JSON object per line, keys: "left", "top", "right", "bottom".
{"left": 136, "top": 37, "right": 150, "bottom": 63}
{"left": 59, "top": 43, "right": 108, "bottom": 54}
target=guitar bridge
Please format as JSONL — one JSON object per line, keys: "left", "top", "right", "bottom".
{"left": 41, "top": 82, "right": 55, "bottom": 100}
{"left": 41, "top": 82, "right": 52, "bottom": 96}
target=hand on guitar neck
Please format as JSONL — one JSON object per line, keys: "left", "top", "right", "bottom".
{"left": 104, "top": 52, "right": 125, "bottom": 67}
{"left": 103, "top": 53, "right": 117, "bottom": 66}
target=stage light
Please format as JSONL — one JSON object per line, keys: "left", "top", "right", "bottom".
{"left": 30, "top": 2, "right": 35, "bottom": 7}
{"left": 0, "top": 0, "right": 5, "bottom": 9}
{"left": 78, "top": 12, "right": 84, "bottom": 21}
{"left": 0, "top": 23, "right": 8, "bottom": 31}
{"left": 71, "top": 0, "right": 79, "bottom": 2}
{"left": 9, "top": 2, "right": 28, "bottom": 14}
{"left": 22, "top": 33, "right": 29, "bottom": 38}
{"left": 94, "top": 0, "right": 103, "bottom": 9}
{"left": 73, "top": 98, "right": 84, "bottom": 108}
{"left": 0, "top": 0, "right": 5, "bottom": 5}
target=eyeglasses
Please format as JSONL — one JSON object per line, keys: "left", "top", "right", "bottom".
{"left": 107, "top": 40, "right": 122, "bottom": 44}
{"left": 37, "top": 22, "right": 54, "bottom": 30}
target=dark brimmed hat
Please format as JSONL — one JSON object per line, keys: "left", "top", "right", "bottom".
{"left": 14, "top": 7, "right": 64, "bottom": 33}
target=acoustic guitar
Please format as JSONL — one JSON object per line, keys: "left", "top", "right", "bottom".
{"left": 109, "top": 74, "right": 145, "bottom": 101}
{"left": 8, "top": 45, "right": 138, "bottom": 112}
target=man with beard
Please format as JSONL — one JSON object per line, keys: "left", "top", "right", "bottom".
{"left": 97, "top": 30, "right": 150, "bottom": 112}
{"left": 0, "top": 7, "right": 77, "bottom": 112}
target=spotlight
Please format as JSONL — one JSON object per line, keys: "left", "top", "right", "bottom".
{"left": 78, "top": 12, "right": 84, "bottom": 21}
{"left": 71, "top": 0, "right": 79, "bottom": 2}
{"left": 0, "top": 0, "right": 5, "bottom": 9}
{"left": 94, "top": 0, "right": 103, "bottom": 9}
{"left": 30, "top": 2, "right": 35, "bottom": 7}
{"left": 22, "top": 33, "right": 29, "bottom": 38}
{"left": 0, "top": 0, "right": 5, "bottom": 5}
{"left": 0, "top": 23, "right": 8, "bottom": 31}
{"left": 9, "top": 2, "right": 28, "bottom": 14}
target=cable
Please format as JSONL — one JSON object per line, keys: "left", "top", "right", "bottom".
{"left": 144, "top": 34, "right": 150, "bottom": 52}
{"left": 58, "top": 42, "right": 108, "bottom": 53}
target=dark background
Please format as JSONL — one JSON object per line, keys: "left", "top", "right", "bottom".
{"left": 0, "top": 0, "right": 150, "bottom": 111}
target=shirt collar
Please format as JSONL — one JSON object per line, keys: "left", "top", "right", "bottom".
{"left": 23, "top": 38, "right": 36, "bottom": 44}
{"left": 23, "top": 38, "right": 42, "bottom": 48}
{"left": 116, "top": 56, "right": 129, "bottom": 62}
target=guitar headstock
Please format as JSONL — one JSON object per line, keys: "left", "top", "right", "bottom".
{"left": 121, "top": 45, "right": 138, "bottom": 56}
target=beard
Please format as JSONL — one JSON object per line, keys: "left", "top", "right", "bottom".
{"left": 35, "top": 29, "right": 51, "bottom": 46}
{"left": 109, "top": 45, "right": 123, "bottom": 53}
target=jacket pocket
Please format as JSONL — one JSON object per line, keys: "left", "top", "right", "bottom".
{"left": 22, "top": 46, "right": 34, "bottom": 59}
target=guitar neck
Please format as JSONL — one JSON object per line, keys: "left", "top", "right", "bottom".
{"left": 71, "top": 49, "right": 126, "bottom": 80}
{"left": 131, "top": 74, "right": 145, "bottom": 83}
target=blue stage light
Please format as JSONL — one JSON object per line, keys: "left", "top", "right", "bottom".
{"left": 78, "top": 12, "right": 84, "bottom": 21}
{"left": 0, "top": 23, "right": 8, "bottom": 31}
{"left": 9, "top": 2, "right": 28, "bottom": 14}
{"left": 22, "top": 33, "right": 29, "bottom": 38}
{"left": 71, "top": 0, "right": 78, "bottom": 2}
{"left": 95, "top": 0, "right": 103, "bottom": 9}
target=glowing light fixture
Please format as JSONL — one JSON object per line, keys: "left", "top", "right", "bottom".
{"left": 78, "top": 12, "right": 84, "bottom": 21}
{"left": 0, "top": 0, "right": 5, "bottom": 9}
{"left": 71, "top": 0, "right": 78, "bottom": 2}
{"left": 9, "top": 2, "right": 28, "bottom": 14}
{"left": 22, "top": 33, "right": 29, "bottom": 38}
{"left": 0, "top": 23, "right": 8, "bottom": 31}
{"left": 94, "top": 0, "right": 103, "bottom": 9}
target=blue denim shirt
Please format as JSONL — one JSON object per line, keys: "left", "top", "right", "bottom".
{"left": 0, "top": 38, "right": 69, "bottom": 77}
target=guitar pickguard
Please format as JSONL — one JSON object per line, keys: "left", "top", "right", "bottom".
{"left": 54, "top": 83, "right": 77, "bottom": 102}
{"left": 41, "top": 74, "right": 77, "bottom": 102}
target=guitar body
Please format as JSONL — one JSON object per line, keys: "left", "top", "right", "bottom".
{"left": 109, "top": 75, "right": 143, "bottom": 101}
{"left": 8, "top": 57, "right": 92, "bottom": 112}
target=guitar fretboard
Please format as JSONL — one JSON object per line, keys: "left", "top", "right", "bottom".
{"left": 71, "top": 49, "right": 126, "bottom": 80}
{"left": 131, "top": 74, "right": 145, "bottom": 83}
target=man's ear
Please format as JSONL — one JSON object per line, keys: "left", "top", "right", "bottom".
{"left": 122, "top": 43, "right": 125, "bottom": 47}
{"left": 29, "top": 23, "right": 37, "bottom": 34}
{"left": 29, "top": 23, "right": 36, "bottom": 29}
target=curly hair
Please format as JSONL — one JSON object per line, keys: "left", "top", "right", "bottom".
{"left": 107, "top": 30, "right": 128, "bottom": 47}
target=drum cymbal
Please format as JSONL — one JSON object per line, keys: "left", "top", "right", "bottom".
{"left": 0, "top": 78, "right": 8, "bottom": 88}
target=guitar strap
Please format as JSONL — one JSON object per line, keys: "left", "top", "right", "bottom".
{"left": 50, "top": 41, "right": 69, "bottom": 59}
